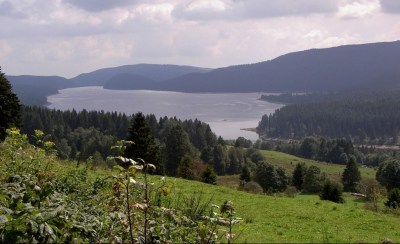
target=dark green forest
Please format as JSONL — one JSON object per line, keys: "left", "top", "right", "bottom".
{"left": 257, "top": 95, "right": 400, "bottom": 145}
{"left": 20, "top": 106, "right": 252, "bottom": 179}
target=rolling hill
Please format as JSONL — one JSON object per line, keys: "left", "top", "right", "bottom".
{"left": 159, "top": 41, "right": 400, "bottom": 92}
{"left": 7, "top": 64, "right": 211, "bottom": 105}
{"left": 69, "top": 63, "right": 211, "bottom": 87}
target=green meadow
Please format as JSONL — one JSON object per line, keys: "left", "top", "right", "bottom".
{"left": 218, "top": 149, "right": 376, "bottom": 189}
{"left": 170, "top": 177, "right": 399, "bottom": 243}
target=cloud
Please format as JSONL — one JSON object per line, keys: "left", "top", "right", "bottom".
{"left": 233, "top": 0, "right": 338, "bottom": 18}
{"left": 338, "top": 0, "right": 380, "bottom": 19}
{"left": 173, "top": 0, "right": 338, "bottom": 21}
{"left": 0, "top": 1, "right": 27, "bottom": 18}
{"left": 63, "top": 0, "right": 140, "bottom": 12}
{"left": 173, "top": 0, "right": 230, "bottom": 20}
{"left": 380, "top": 0, "right": 400, "bottom": 13}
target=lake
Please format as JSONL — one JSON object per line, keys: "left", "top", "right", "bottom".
{"left": 47, "top": 87, "right": 283, "bottom": 140}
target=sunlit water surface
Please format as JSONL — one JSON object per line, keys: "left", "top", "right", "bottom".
{"left": 47, "top": 87, "right": 283, "bottom": 140}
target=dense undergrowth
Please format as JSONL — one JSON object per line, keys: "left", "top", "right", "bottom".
{"left": 0, "top": 129, "right": 242, "bottom": 243}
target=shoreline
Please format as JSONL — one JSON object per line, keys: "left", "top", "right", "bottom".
{"left": 240, "top": 127, "right": 257, "bottom": 132}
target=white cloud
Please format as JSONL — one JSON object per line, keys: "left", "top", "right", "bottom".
{"left": 338, "top": 0, "right": 380, "bottom": 19}
{"left": 173, "top": 0, "right": 231, "bottom": 20}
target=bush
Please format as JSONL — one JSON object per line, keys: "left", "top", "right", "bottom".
{"left": 284, "top": 186, "right": 299, "bottom": 198}
{"left": 202, "top": 166, "right": 217, "bottom": 185}
{"left": 242, "top": 181, "right": 263, "bottom": 194}
{"left": 385, "top": 188, "right": 400, "bottom": 209}
{"left": 320, "top": 181, "right": 344, "bottom": 203}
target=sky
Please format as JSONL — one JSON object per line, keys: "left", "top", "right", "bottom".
{"left": 1, "top": 0, "right": 400, "bottom": 78}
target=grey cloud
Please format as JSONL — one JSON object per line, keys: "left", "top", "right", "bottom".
{"left": 0, "top": 1, "right": 27, "bottom": 18}
{"left": 173, "top": 0, "right": 338, "bottom": 21}
{"left": 380, "top": 0, "right": 400, "bottom": 14}
{"left": 172, "top": 3, "right": 228, "bottom": 21}
{"left": 233, "top": 0, "right": 338, "bottom": 18}
{"left": 63, "top": 0, "right": 139, "bottom": 12}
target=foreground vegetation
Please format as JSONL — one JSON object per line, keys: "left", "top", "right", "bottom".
{"left": 1, "top": 130, "right": 399, "bottom": 243}
{"left": 0, "top": 130, "right": 242, "bottom": 243}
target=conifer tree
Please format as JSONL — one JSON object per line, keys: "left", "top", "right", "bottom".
{"left": 342, "top": 156, "right": 361, "bottom": 192}
{"left": 125, "top": 112, "right": 162, "bottom": 173}
{"left": 164, "top": 124, "right": 192, "bottom": 176}
{"left": 292, "top": 162, "right": 307, "bottom": 190}
{"left": 0, "top": 67, "right": 21, "bottom": 140}
{"left": 240, "top": 165, "right": 251, "bottom": 183}
{"left": 202, "top": 166, "right": 217, "bottom": 185}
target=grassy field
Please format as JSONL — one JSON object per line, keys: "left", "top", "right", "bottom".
{"left": 218, "top": 149, "right": 377, "bottom": 189}
{"left": 170, "top": 177, "right": 400, "bottom": 243}
{"left": 208, "top": 150, "right": 398, "bottom": 242}
{"left": 261, "top": 150, "right": 376, "bottom": 180}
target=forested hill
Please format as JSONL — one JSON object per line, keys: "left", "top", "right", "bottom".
{"left": 69, "top": 64, "right": 211, "bottom": 87}
{"left": 103, "top": 73, "right": 156, "bottom": 90}
{"left": 160, "top": 41, "right": 400, "bottom": 93}
{"left": 6, "top": 75, "right": 69, "bottom": 106}
{"left": 257, "top": 94, "right": 400, "bottom": 145}
{"left": 7, "top": 64, "right": 211, "bottom": 106}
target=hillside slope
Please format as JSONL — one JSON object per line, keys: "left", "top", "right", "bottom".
{"left": 7, "top": 75, "right": 69, "bottom": 105}
{"left": 103, "top": 73, "right": 156, "bottom": 90}
{"left": 160, "top": 41, "right": 400, "bottom": 93}
{"left": 70, "top": 63, "right": 211, "bottom": 87}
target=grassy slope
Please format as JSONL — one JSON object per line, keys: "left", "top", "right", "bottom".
{"left": 79, "top": 151, "right": 399, "bottom": 242}
{"left": 170, "top": 177, "right": 399, "bottom": 243}
{"left": 209, "top": 150, "right": 395, "bottom": 242}
{"left": 259, "top": 150, "right": 376, "bottom": 180}
{"left": 218, "top": 149, "right": 376, "bottom": 189}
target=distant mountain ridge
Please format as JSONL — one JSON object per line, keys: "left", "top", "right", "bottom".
{"left": 159, "top": 41, "right": 400, "bottom": 92}
{"left": 8, "top": 64, "right": 211, "bottom": 105}
{"left": 103, "top": 73, "right": 156, "bottom": 90}
{"left": 7, "top": 41, "right": 400, "bottom": 106}
{"left": 69, "top": 64, "right": 211, "bottom": 87}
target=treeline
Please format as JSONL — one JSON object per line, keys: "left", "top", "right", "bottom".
{"left": 259, "top": 90, "right": 400, "bottom": 105}
{"left": 20, "top": 106, "right": 254, "bottom": 178}
{"left": 257, "top": 96, "right": 400, "bottom": 144}
{"left": 253, "top": 136, "right": 400, "bottom": 168}
{"left": 275, "top": 137, "right": 355, "bottom": 165}
{"left": 260, "top": 92, "right": 340, "bottom": 104}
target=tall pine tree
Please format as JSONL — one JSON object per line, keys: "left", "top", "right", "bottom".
{"left": 164, "top": 124, "right": 193, "bottom": 176}
{"left": 342, "top": 156, "right": 361, "bottom": 192}
{"left": 292, "top": 162, "right": 307, "bottom": 191}
{"left": 0, "top": 67, "right": 21, "bottom": 140}
{"left": 124, "top": 112, "right": 162, "bottom": 174}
